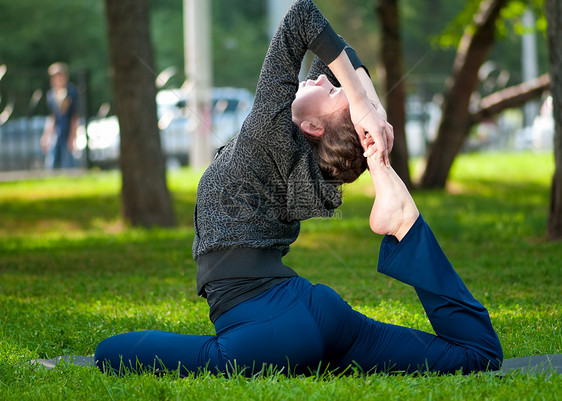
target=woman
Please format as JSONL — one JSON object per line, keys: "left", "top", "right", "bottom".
{"left": 95, "top": 0, "right": 502, "bottom": 376}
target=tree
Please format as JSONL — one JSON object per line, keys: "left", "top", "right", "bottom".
{"left": 546, "top": 0, "right": 562, "bottom": 240}
{"left": 420, "top": 0, "right": 509, "bottom": 189}
{"left": 376, "top": 0, "right": 412, "bottom": 189}
{"left": 104, "top": 0, "right": 176, "bottom": 227}
{"left": 417, "top": 0, "right": 551, "bottom": 189}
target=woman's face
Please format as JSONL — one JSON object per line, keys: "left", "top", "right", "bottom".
{"left": 291, "top": 74, "right": 349, "bottom": 126}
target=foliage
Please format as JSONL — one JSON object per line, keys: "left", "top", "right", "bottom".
{"left": 148, "top": 0, "right": 185, "bottom": 89}
{"left": 315, "top": 0, "right": 380, "bottom": 70}
{"left": 0, "top": 0, "right": 271, "bottom": 118}
{"left": 0, "top": 0, "right": 109, "bottom": 117}
{"left": 435, "top": 0, "right": 549, "bottom": 84}
{"left": 210, "top": 0, "right": 270, "bottom": 90}
{"left": 148, "top": 0, "right": 270, "bottom": 90}
{"left": 397, "top": 0, "right": 464, "bottom": 94}
{"left": 436, "top": 0, "right": 546, "bottom": 47}
{"left": 0, "top": 0, "right": 550, "bottom": 120}
{"left": 0, "top": 153, "right": 560, "bottom": 400}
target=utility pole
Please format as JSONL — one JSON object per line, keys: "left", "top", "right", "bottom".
{"left": 267, "top": 0, "right": 307, "bottom": 79}
{"left": 184, "top": 0, "right": 212, "bottom": 168}
{"left": 522, "top": 8, "right": 539, "bottom": 128}
{"left": 267, "top": 0, "right": 293, "bottom": 38}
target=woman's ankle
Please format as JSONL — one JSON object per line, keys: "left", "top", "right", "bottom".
{"left": 368, "top": 161, "right": 419, "bottom": 241}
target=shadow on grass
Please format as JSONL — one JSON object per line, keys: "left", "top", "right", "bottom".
{"left": 0, "top": 193, "right": 197, "bottom": 234}
{"left": 0, "top": 293, "right": 214, "bottom": 359}
{"left": 1, "top": 282, "right": 558, "bottom": 361}
{"left": 1, "top": 166, "right": 559, "bottom": 362}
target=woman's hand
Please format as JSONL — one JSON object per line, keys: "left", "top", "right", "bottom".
{"left": 350, "top": 99, "right": 392, "bottom": 167}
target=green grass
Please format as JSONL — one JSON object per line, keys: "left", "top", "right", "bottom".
{"left": 0, "top": 152, "right": 561, "bottom": 400}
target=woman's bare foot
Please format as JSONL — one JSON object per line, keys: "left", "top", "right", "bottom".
{"left": 367, "top": 156, "right": 419, "bottom": 241}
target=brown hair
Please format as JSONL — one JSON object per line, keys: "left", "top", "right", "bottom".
{"left": 303, "top": 107, "right": 367, "bottom": 184}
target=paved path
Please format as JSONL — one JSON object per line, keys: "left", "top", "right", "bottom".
{"left": 0, "top": 168, "right": 90, "bottom": 182}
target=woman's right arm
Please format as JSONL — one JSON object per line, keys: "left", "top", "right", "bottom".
{"left": 356, "top": 68, "right": 387, "bottom": 121}
{"left": 327, "top": 50, "right": 392, "bottom": 166}
{"left": 356, "top": 67, "right": 394, "bottom": 156}
{"left": 307, "top": 47, "right": 392, "bottom": 156}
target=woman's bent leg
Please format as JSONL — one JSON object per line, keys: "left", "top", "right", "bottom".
{"left": 94, "top": 331, "right": 224, "bottom": 376}
{"left": 378, "top": 215, "right": 503, "bottom": 370}
{"left": 334, "top": 216, "right": 502, "bottom": 374}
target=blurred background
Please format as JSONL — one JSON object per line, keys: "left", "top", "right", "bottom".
{"left": 0, "top": 0, "right": 551, "bottom": 172}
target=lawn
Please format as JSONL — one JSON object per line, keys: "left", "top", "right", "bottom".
{"left": 0, "top": 152, "right": 560, "bottom": 400}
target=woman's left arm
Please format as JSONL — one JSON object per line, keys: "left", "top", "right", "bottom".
{"left": 242, "top": 0, "right": 340, "bottom": 142}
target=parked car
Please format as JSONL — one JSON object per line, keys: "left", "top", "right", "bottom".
{"left": 84, "top": 87, "right": 254, "bottom": 168}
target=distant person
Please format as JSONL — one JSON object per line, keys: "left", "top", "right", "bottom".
{"left": 40, "top": 62, "right": 79, "bottom": 169}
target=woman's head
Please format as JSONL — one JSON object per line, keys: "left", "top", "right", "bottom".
{"left": 48, "top": 62, "right": 69, "bottom": 90}
{"left": 302, "top": 107, "right": 367, "bottom": 183}
{"left": 291, "top": 75, "right": 366, "bottom": 184}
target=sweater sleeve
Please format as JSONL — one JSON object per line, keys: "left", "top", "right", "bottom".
{"left": 239, "top": 0, "right": 346, "bottom": 143}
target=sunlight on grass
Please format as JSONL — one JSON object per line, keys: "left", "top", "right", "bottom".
{"left": 450, "top": 152, "right": 554, "bottom": 182}
{"left": 0, "top": 170, "right": 121, "bottom": 200}
{"left": 0, "top": 168, "right": 202, "bottom": 237}
{"left": 0, "top": 153, "right": 561, "bottom": 400}
{"left": 494, "top": 304, "right": 562, "bottom": 357}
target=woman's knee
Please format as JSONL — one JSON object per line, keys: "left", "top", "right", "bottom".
{"left": 466, "top": 327, "right": 503, "bottom": 372}
{"left": 94, "top": 335, "right": 121, "bottom": 373}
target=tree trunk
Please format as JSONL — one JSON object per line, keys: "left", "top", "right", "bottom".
{"left": 376, "top": 0, "right": 412, "bottom": 189}
{"left": 104, "top": 0, "right": 176, "bottom": 227}
{"left": 546, "top": 0, "right": 562, "bottom": 240}
{"left": 420, "top": 0, "right": 508, "bottom": 189}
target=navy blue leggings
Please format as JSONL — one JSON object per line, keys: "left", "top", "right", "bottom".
{"left": 94, "top": 216, "right": 503, "bottom": 376}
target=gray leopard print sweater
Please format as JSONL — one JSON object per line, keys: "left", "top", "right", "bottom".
{"left": 193, "top": 0, "right": 362, "bottom": 296}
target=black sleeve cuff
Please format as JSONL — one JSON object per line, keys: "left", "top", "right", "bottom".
{"left": 308, "top": 23, "right": 346, "bottom": 65}
{"left": 345, "top": 46, "right": 369, "bottom": 76}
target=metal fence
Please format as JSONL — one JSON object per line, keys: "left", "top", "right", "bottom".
{"left": 0, "top": 116, "right": 49, "bottom": 171}
{"left": 0, "top": 67, "right": 89, "bottom": 172}
{"left": 0, "top": 81, "right": 255, "bottom": 172}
